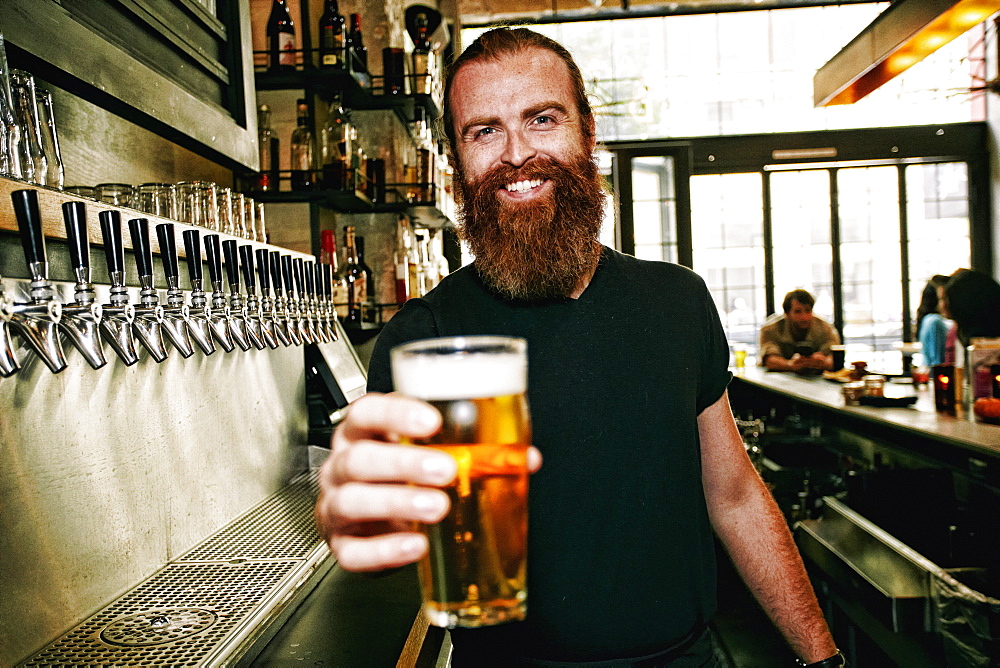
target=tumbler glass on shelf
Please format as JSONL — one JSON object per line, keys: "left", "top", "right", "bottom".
{"left": 95, "top": 183, "right": 135, "bottom": 207}
{"left": 255, "top": 202, "right": 267, "bottom": 244}
{"left": 230, "top": 191, "right": 246, "bottom": 238}
{"left": 35, "top": 87, "right": 63, "bottom": 189}
{"left": 65, "top": 186, "right": 97, "bottom": 200}
{"left": 136, "top": 182, "right": 178, "bottom": 219}
{"left": 243, "top": 194, "right": 256, "bottom": 240}
{"left": 0, "top": 33, "right": 23, "bottom": 180}
{"left": 198, "top": 181, "right": 219, "bottom": 231}
{"left": 9, "top": 70, "right": 46, "bottom": 186}
{"left": 176, "top": 181, "right": 203, "bottom": 226}
{"left": 217, "top": 187, "right": 233, "bottom": 235}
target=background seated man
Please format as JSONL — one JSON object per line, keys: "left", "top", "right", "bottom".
{"left": 759, "top": 289, "right": 840, "bottom": 372}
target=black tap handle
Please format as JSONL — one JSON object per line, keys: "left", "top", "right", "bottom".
{"left": 11, "top": 189, "right": 46, "bottom": 266}
{"left": 62, "top": 201, "right": 89, "bottom": 270}
{"left": 222, "top": 239, "right": 240, "bottom": 289}
{"left": 155, "top": 223, "right": 179, "bottom": 281}
{"left": 269, "top": 251, "right": 283, "bottom": 292}
{"left": 239, "top": 245, "right": 255, "bottom": 291}
{"left": 182, "top": 229, "right": 203, "bottom": 282}
{"left": 256, "top": 249, "right": 271, "bottom": 291}
{"left": 281, "top": 255, "right": 294, "bottom": 295}
{"left": 128, "top": 218, "right": 153, "bottom": 277}
{"left": 292, "top": 257, "right": 305, "bottom": 296}
{"left": 205, "top": 234, "right": 223, "bottom": 285}
{"left": 304, "top": 260, "right": 315, "bottom": 297}
{"left": 321, "top": 263, "right": 332, "bottom": 300}
{"left": 99, "top": 210, "right": 125, "bottom": 275}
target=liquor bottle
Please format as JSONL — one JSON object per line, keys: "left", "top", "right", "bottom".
{"left": 320, "top": 229, "right": 349, "bottom": 319}
{"left": 410, "top": 10, "right": 432, "bottom": 95}
{"left": 318, "top": 0, "right": 346, "bottom": 68}
{"left": 347, "top": 14, "right": 368, "bottom": 74}
{"left": 267, "top": 0, "right": 296, "bottom": 72}
{"left": 256, "top": 104, "right": 279, "bottom": 191}
{"left": 356, "top": 235, "right": 376, "bottom": 304}
{"left": 351, "top": 128, "right": 367, "bottom": 195}
{"left": 342, "top": 225, "right": 367, "bottom": 324}
{"left": 407, "top": 224, "right": 421, "bottom": 299}
{"left": 394, "top": 215, "right": 411, "bottom": 303}
{"left": 290, "top": 99, "right": 315, "bottom": 191}
{"left": 320, "top": 96, "right": 350, "bottom": 190}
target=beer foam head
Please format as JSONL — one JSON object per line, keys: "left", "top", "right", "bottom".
{"left": 392, "top": 336, "right": 527, "bottom": 400}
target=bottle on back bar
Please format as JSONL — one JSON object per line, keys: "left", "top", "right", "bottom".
{"left": 320, "top": 96, "right": 350, "bottom": 190}
{"left": 394, "top": 215, "right": 411, "bottom": 303}
{"left": 290, "top": 99, "right": 315, "bottom": 191}
{"left": 320, "top": 229, "right": 349, "bottom": 319}
{"left": 318, "top": 0, "right": 345, "bottom": 68}
{"left": 347, "top": 14, "right": 368, "bottom": 74}
{"left": 356, "top": 235, "right": 376, "bottom": 307}
{"left": 342, "top": 225, "right": 367, "bottom": 324}
{"left": 256, "top": 104, "right": 279, "bottom": 191}
{"left": 267, "top": 0, "right": 296, "bottom": 72}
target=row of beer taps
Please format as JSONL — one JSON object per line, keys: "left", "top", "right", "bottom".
{"left": 0, "top": 188, "right": 340, "bottom": 377}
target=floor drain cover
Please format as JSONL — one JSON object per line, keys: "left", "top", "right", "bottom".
{"left": 100, "top": 608, "right": 218, "bottom": 647}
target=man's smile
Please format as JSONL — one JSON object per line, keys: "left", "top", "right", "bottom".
{"left": 501, "top": 178, "right": 551, "bottom": 198}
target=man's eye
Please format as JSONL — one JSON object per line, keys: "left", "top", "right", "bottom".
{"left": 532, "top": 116, "right": 554, "bottom": 126}
{"left": 474, "top": 127, "right": 496, "bottom": 139}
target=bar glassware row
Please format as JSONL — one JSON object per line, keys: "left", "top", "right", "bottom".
{"left": 0, "top": 34, "right": 65, "bottom": 189}
{"left": 0, "top": 189, "right": 335, "bottom": 378}
{"left": 62, "top": 181, "right": 268, "bottom": 244}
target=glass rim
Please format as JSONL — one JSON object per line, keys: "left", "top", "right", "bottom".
{"left": 392, "top": 335, "right": 526, "bottom": 358}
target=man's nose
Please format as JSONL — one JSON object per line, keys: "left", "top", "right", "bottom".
{"left": 501, "top": 130, "right": 537, "bottom": 167}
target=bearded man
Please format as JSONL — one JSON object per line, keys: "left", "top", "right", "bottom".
{"left": 315, "top": 27, "right": 842, "bottom": 668}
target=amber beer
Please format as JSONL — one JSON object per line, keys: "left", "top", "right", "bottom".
{"left": 391, "top": 336, "right": 530, "bottom": 628}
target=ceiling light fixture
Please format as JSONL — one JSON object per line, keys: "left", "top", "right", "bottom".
{"left": 813, "top": 0, "right": 999, "bottom": 106}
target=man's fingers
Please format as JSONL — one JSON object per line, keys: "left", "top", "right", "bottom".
{"left": 329, "top": 441, "right": 457, "bottom": 485}
{"left": 324, "top": 482, "right": 451, "bottom": 523}
{"left": 338, "top": 393, "right": 441, "bottom": 443}
{"left": 331, "top": 532, "right": 430, "bottom": 572}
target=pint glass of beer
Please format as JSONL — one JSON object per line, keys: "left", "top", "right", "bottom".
{"left": 391, "top": 336, "right": 530, "bottom": 628}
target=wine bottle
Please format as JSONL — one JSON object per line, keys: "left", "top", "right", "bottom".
{"left": 320, "top": 229, "right": 349, "bottom": 319}
{"left": 256, "top": 104, "right": 279, "bottom": 191}
{"left": 411, "top": 10, "right": 432, "bottom": 95}
{"left": 290, "top": 99, "right": 315, "bottom": 191}
{"left": 318, "top": 0, "right": 346, "bottom": 68}
{"left": 356, "top": 235, "right": 376, "bottom": 304}
{"left": 267, "top": 0, "right": 296, "bottom": 72}
{"left": 394, "top": 215, "right": 410, "bottom": 304}
{"left": 342, "top": 225, "right": 367, "bottom": 324}
{"left": 347, "top": 14, "right": 368, "bottom": 74}
{"left": 320, "top": 96, "right": 351, "bottom": 190}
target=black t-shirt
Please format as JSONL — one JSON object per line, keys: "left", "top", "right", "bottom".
{"left": 368, "top": 247, "right": 732, "bottom": 663}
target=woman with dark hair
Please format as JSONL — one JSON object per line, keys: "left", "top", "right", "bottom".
{"left": 943, "top": 269, "right": 1000, "bottom": 349}
{"left": 916, "top": 274, "right": 950, "bottom": 366}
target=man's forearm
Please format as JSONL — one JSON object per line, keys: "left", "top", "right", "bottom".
{"left": 711, "top": 483, "right": 838, "bottom": 663}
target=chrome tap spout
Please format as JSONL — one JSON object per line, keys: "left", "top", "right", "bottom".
{"left": 0, "top": 277, "right": 21, "bottom": 376}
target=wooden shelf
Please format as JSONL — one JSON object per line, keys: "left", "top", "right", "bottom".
{"left": 0, "top": 177, "right": 313, "bottom": 263}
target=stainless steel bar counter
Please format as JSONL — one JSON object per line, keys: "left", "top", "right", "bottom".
{"left": 730, "top": 367, "right": 1000, "bottom": 471}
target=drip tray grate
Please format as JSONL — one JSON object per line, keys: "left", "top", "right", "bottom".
{"left": 20, "top": 470, "right": 328, "bottom": 667}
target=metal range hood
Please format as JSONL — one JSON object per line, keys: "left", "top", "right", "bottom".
{"left": 813, "top": 0, "right": 999, "bottom": 106}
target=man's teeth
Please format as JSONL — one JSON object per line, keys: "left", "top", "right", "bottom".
{"left": 504, "top": 179, "right": 543, "bottom": 193}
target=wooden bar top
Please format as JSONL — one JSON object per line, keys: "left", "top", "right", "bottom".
{"left": 730, "top": 367, "right": 1000, "bottom": 459}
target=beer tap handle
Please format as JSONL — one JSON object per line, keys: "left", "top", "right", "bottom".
{"left": 292, "top": 258, "right": 306, "bottom": 297}
{"left": 256, "top": 248, "right": 271, "bottom": 292}
{"left": 11, "top": 189, "right": 47, "bottom": 272}
{"left": 222, "top": 239, "right": 240, "bottom": 290}
{"left": 318, "top": 263, "right": 329, "bottom": 301}
{"left": 128, "top": 218, "right": 154, "bottom": 278}
{"left": 205, "top": 234, "right": 223, "bottom": 286}
{"left": 182, "top": 229, "right": 203, "bottom": 283}
{"left": 303, "top": 260, "right": 315, "bottom": 298}
{"left": 62, "top": 201, "right": 89, "bottom": 272}
{"left": 239, "top": 245, "right": 256, "bottom": 293}
{"left": 269, "top": 251, "right": 283, "bottom": 293}
{"left": 281, "top": 255, "right": 295, "bottom": 296}
{"left": 155, "top": 223, "right": 179, "bottom": 283}
{"left": 99, "top": 210, "right": 125, "bottom": 277}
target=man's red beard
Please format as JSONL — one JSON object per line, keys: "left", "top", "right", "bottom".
{"left": 455, "top": 153, "right": 605, "bottom": 302}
